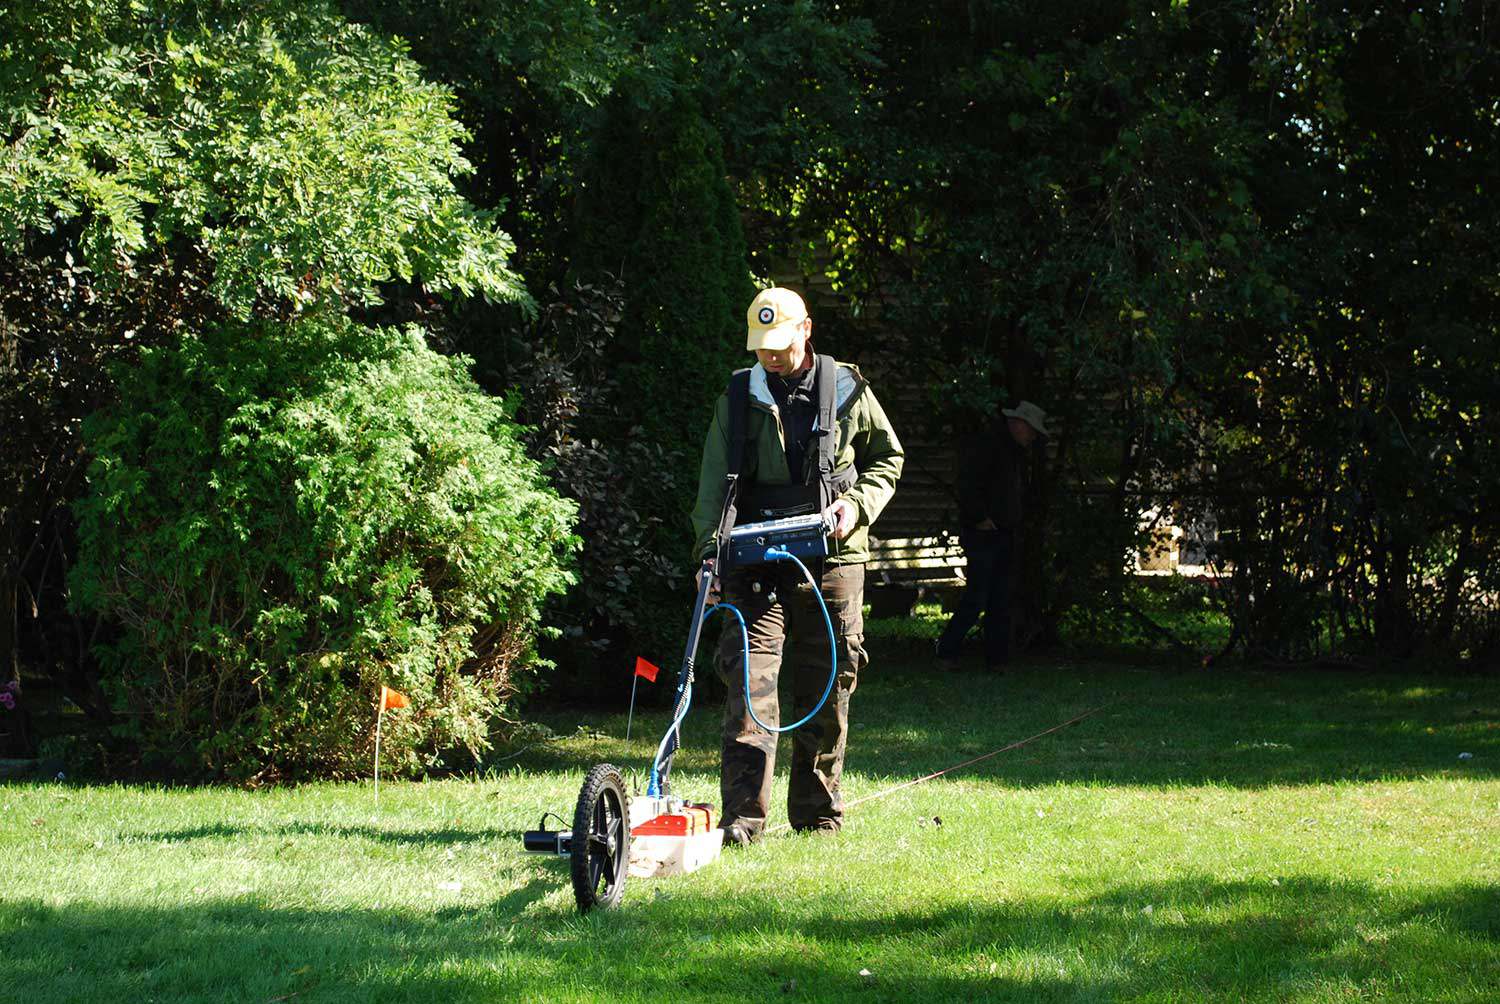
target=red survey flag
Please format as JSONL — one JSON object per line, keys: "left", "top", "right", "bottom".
{"left": 633, "top": 657, "right": 660, "bottom": 683}
{"left": 378, "top": 685, "right": 410, "bottom": 711}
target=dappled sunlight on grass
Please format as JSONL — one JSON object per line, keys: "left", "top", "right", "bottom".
{"left": 4, "top": 659, "right": 1497, "bottom": 1002}
{"left": 3, "top": 858, "right": 1494, "bottom": 1002}
{"left": 1395, "top": 686, "right": 1455, "bottom": 700}
{"left": 522, "top": 658, "right": 1497, "bottom": 790}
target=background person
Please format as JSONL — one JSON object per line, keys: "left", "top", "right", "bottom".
{"left": 690, "top": 287, "right": 903, "bottom": 845}
{"left": 936, "top": 400, "right": 1050, "bottom": 671}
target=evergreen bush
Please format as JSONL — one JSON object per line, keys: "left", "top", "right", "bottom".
{"left": 573, "top": 89, "right": 753, "bottom": 497}
{"left": 542, "top": 89, "right": 752, "bottom": 690}
{"left": 71, "top": 315, "right": 577, "bottom": 780}
{"left": 3, "top": 0, "right": 576, "bottom": 776}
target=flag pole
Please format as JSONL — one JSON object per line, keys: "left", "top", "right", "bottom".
{"left": 625, "top": 671, "right": 640, "bottom": 742}
{"left": 374, "top": 706, "right": 383, "bottom": 808}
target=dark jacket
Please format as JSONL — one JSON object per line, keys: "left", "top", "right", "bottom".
{"left": 692, "top": 360, "right": 904, "bottom": 565}
{"left": 955, "top": 419, "right": 1024, "bottom": 530}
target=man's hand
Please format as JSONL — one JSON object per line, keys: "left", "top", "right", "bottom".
{"left": 696, "top": 559, "right": 721, "bottom": 605}
{"left": 825, "top": 499, "right": 858, "bottom": 540}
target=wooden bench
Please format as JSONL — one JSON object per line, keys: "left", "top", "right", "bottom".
{"left": 865, "top": 534, "right": 967, "bottom": 618}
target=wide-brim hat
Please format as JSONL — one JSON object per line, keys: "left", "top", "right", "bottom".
{"left": 1002, "top": 400, "right": 1052, "bottom": 437}
{"left": 746, "top": 287, "right": 808, "bottom": 351}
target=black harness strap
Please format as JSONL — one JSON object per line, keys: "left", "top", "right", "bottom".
{"left": 714, "top": 368, "right": 755, "bottom": 565}
{"left": 812, "top": 354, "right": 838, "bottom": 509}
{"left": 726, "top": 367, "right": 753, "bottom": 479}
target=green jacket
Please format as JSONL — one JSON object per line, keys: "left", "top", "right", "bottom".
{"left": 691, "top": 360, "right": 904, "bottom": 565}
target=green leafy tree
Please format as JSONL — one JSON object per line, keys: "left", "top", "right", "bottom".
{"left": 1194, "top": 4, "right": 1500, "bottom": 660}
{"left": 773, "top": 2, "right": 1281, "bottom": 646}
{"left": 1, "top": 0, "right": 527, "bottom": 314}
{"left": 2, "top": 0, "right": 576, "bottom": 773}
{"left": 337, "top": 0, "right": 630, "bottom": 280}
{"left": 806, "top": 1, "right": 1500, "bottom": 662}
{"left": 72, "top": 318, "right": 575, "bottom": 779}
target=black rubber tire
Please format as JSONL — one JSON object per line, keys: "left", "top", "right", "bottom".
{"left": 570, "top": 762, "right": 629, "bottom": 912}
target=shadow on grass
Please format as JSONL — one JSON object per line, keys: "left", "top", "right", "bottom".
{"left": 130, "top": 820, "right": 523, "bottom": 846}
{"left": 4, "top": 875, "right": 1494, "bottom": 1002}
{"left": 515, "top": 660, "right": 1500, "bottom": 791}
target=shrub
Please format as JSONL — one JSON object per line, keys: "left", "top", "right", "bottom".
{"left": 2, "top": 0, "right": 547, "bottom": 773}
{"left": 504, "top": 280, "right": 691, "bottom": 694}
{"left": 572, "top": 89, "right": 753, "bottom": 553}
{"left": 71, "top": 315, "right": 577, "bottom": 780}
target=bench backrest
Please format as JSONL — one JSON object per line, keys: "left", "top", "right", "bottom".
{"left": 866, "top": 534, "right": 966, "bottom": 587}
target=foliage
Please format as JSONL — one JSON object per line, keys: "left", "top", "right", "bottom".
{"left": 7, "top": 0, "right": 1497, "bottom": 777}
{"left": 2, "top": 0, "right": 558, "bottom": 776}
{"left": 572, "top": 88, "right": 754, "bottom": 487}
{"left": 777, "top": 1, "right": 1271, "bottom": 645}
{"left": 0, "top": 246, "right": 211, "bottom": 728}
{"left": 0, "top": 679, "right": 26, "bottom": 756}
{"left": 337, "top": 0, "right": 629, "bottom": 279}
{"left": 503, "top": 280, "right": 690, "bottom": 693}
{"left": 772, "top": 1, "right": 1500, "bottom": 664}
{"left": 336, "top": 0, "right": 875, "bottom": 279}
{"left": 1192, "top": 5, "right": 1500, "bottom": 661}
{"left": 70, "top": 315, "right": 577, "bottom": 780}
{"left": 1058, "top": 577, "right": 1234, "bottom": 658}
{"left": 324, "top": 2, "right": 883, "bottom": 692}
{"left": 863, "top": 600, "right": 948, "bottom": 643}
{"left": 486, "top": 88, "right": 751, "bottom": 692}
{"left": 0, "top": 0, "right": 527, "bottom": 316}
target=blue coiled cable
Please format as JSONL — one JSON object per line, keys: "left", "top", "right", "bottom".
{"left": 647, "top": 547, "right": 839, "bottom": 797}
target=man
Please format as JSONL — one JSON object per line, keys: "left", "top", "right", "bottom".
{"left": 936, "top": 400, "right": 1050, "bottom": 671}
{"left": 691, "top": 287, "right": 903, "bottom": 845}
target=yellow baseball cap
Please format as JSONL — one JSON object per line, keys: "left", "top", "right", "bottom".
{"left": 745, "top": 287, "right": 808, "bottom": 351}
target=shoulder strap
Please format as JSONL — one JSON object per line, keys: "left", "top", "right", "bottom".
{"left": 814, "top": 355, "right": 837, "bottom": 478}
{"left": 716, "top": 368, "right": 756, "bottom": 567}
{"left": 727, "top": 367, "right": 752, "bottom": 478}
{"left": 813, "top": 355, "right": 839, "bottom": 508}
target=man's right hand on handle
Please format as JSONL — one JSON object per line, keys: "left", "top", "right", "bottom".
{"left": 696, "top": 559, "right": 721, "bottom": 605}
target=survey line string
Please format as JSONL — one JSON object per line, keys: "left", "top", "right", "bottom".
{"left": 763, "top": 702, "right": 1114, "bottom": 836}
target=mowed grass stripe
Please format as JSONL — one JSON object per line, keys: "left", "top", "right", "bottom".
{"left": 4, "top": 660, "right": 1497, "bottom": 1002}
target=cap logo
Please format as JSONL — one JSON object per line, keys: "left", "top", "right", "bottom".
{"left": 757, "top": 306, "right": 776, "bottom": 325}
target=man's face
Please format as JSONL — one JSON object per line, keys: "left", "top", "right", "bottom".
{"left": 755, "top": 319, "right": 812, "bottom": 376}
{"left": 1007, "top": 416, "right": 1038, "bottom": 448}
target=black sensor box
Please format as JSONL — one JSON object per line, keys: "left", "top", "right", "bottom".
{"left": 726, "top": 512, "right": 832, "bottom": 567}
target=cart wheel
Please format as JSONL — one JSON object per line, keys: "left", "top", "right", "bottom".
{"left": 570, "top": 763, "right": 629, "bottom": 912}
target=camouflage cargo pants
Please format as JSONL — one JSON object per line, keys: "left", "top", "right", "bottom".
{"left": 716, "top": 561, "right": 867, "bottom": 837}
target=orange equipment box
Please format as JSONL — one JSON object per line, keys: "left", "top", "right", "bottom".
{"left": 631, "top": 803, "right": 716, "bottom": 837}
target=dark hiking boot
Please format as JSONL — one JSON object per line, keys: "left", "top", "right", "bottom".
{"left": 720, "top": 821, "right": 755, "bottom": 848}
{"left": 790, "top": 819, "right": 841, "bottom": 835}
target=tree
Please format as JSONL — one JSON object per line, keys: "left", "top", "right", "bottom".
{"left": 1, "top": 0, "right": 575, "bottom": 774}
{"left": 742, "top": 1, "right": 1500, "bottom": 663}
{"left": 1197, "top": 4, "right": 1500, "bottom": 659}
{"left": 770, "top": 1, "right": 1279, "bottom": 646}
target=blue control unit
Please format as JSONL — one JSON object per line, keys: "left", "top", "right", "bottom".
{"left": 726, "top": 512, "right": 833, "bottom": 567}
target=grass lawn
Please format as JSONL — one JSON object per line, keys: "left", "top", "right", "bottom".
{"left": 4, "top": 651, "right": 1497, "bottom": 1002}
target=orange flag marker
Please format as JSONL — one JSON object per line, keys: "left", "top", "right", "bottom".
{"left": 626, "top": 657, "right": 661, "bottom": 742}
{"left": 374, "top": 685, "right": 411, "bottom": 807}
